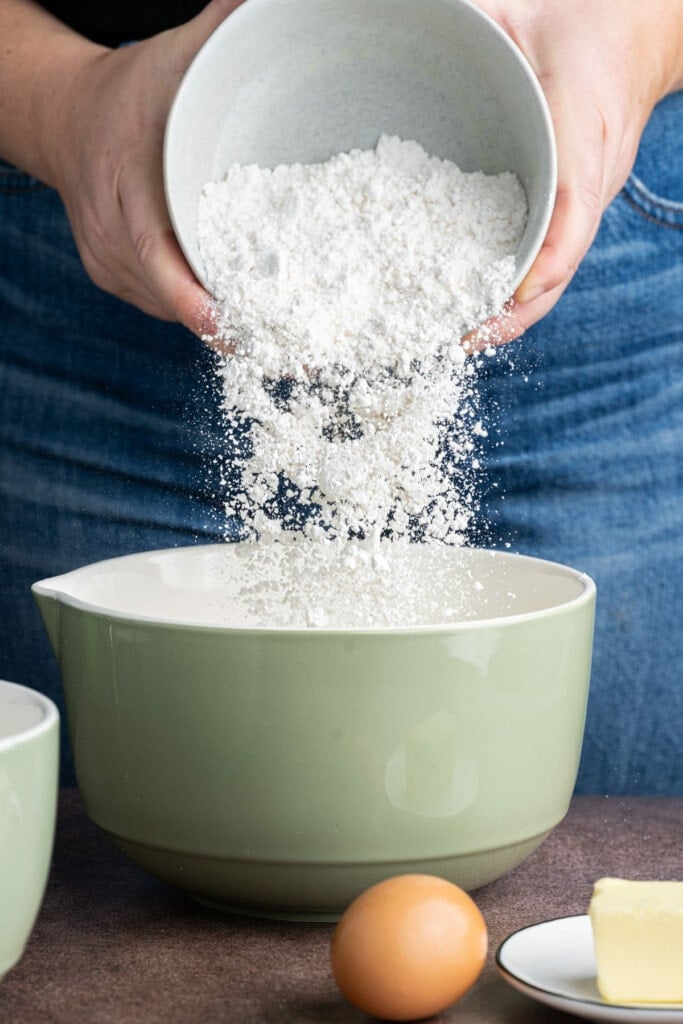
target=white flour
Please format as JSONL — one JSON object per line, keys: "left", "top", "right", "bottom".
{"left": 197, "top": 136, "right": 526, "bottom": 627}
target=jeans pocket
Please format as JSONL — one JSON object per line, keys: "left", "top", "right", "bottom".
{"left": 0, "top": 158, "right": 49, "bottom": 195}
{"left": 621, "top": 173, "right": 683, "bottom": 231}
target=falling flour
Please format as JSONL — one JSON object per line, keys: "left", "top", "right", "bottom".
{"left": 197, "top": 136, "right": 526, "bottom": 627}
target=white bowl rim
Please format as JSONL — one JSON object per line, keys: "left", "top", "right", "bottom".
{"left": 163, "top": 0, "right": 558, "bottom": 292}
{"left": 33, "top": 546, "right": 595, "bottom": 636}
{"left": 0, "top": 680, "right": 59, "bottom": 753}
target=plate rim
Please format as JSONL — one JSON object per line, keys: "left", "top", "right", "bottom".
{"left": 495, "top": 913, "right": 683, "bottom": 1016}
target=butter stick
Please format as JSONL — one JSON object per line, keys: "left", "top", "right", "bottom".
{"left": 589, "top": 877, "right": 683, "bottom": 1003}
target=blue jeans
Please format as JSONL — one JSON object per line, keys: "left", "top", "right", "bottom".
{"left": 479, "top": 91, "right": 683, "bottom": 796}
{"left": 1, "top": 94, "right": 681, "bottom": 793}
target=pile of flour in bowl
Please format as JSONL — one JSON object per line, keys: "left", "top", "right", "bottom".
{"left": 197, "top": 136, "right": 526, "bottom": 627}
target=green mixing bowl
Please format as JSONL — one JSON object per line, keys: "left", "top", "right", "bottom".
{"left": 33, "top": 545, "right": 594, "bottom": 920}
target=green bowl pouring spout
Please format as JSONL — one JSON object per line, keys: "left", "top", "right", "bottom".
{"left": 33, "top": 545, "right": 594, "bottom": 920}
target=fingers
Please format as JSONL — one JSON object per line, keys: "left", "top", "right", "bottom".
{"left": 463, "top": 84, "right": 611, "bottom": 351}
{"left": 131, "top": 224, "right": 217, "bottom": 336}
{"left": 515, "top": 181, "right": 602, "bottom": 305}
{"left": 107, "top": 0, "right": 246, "bottom": 334}
{"left": 117, "top": 145, "right": 217, "bottom": 336}
{"left": 515, "top": 94, "right": 607, "bottom": 308}
{"left": 82, "top": 184, "right": 216, "bottom": 334}
{"left": 133, "top": 1, "right": 248, "bottom": 332}
{"left": 463, "top": 281, "right": 568, "bottom": 351}
{"left": 56, "top": 6, "right": 242, "bottom": 336}
{"left": 134, "top": 225, "right": 216, "bottom": 334}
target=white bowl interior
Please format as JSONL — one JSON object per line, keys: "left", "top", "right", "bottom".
{"left": 34, "top": 546, "right": 591, "bottom": 630}
{"left": 0, "top": 681, "right": 55, "bottom": 745}
{"left": 165, "top": 0, "right": 556, "bottom": 292}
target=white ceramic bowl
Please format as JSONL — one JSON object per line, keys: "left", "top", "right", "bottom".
{"left": 165, "top": 0, "right": 556, "bottom": 294}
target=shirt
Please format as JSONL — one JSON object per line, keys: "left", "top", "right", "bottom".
{"left": 39, "top": 1, "right": 208, "bottom": 46}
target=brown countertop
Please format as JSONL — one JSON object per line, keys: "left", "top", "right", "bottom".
{"left": 2, "top": 792, "right": 682, "bottom": 1023}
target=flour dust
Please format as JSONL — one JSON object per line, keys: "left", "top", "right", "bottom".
{"left": 197, "top": 136, "right": 526, "bottom": 627}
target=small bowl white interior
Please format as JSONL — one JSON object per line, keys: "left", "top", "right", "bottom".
{"left": 0, "top": 681, "right": 57, "bottom": 746}
{"left": 165, "top": 0, "right": 556, "bottom": 293}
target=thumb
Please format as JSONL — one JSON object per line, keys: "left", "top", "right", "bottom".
{"left": 171, "top": 0, "right": 246, "bottom": 63}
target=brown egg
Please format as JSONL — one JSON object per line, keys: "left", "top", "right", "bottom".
{"left": 331, "top": 874, "right": 487, "bottom": 1021}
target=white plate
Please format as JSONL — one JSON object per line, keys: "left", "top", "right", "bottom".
{"left": 496, "top": 915, "right": 683, "bottom": 1023}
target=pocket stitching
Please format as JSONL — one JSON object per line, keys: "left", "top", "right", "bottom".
{"left": 622, "top": 173, "right": 683, "bottom": 230}
{"left": 628, "top": 172, "right": 683, "bottom": 212}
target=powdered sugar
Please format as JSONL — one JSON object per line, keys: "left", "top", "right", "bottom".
{"left": 197, "top": 136, "right": 526, "bottom": 626}
{"left": 199, "top": 136, "right": 525, "bottom": 375}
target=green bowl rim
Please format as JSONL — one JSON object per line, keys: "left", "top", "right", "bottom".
{"left": 32, "top": 545, "right": 596, "bottom": 637}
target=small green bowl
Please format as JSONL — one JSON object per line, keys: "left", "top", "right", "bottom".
{"left": 0, "top": 681, "right": 59, "bottom": 978}
{"left": 34, "top": 545, "right": 593, "bottom": 920}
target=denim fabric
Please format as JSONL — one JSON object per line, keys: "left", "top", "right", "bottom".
{"left": 479, "top": 91, "right": 683, "bottom": 796}
{"left": 1, "top": 94, "right": 681, "bottom": 792}
{"left": 0, "top": 161, "right": 228, "bottom": 781}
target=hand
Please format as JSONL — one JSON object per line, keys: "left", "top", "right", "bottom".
{"left": 467, "top": 0, "right": 683, "bottom": 347}
{"left": 41, "top": 0, "right": 243, "bottom": 335}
